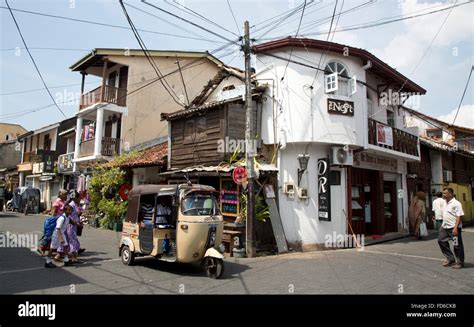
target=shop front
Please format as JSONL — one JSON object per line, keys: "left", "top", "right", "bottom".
{"left": 349, "top": 152, "right": 405, "bottom": 237}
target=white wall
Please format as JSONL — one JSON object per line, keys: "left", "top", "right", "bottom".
{"left": 277, "top": 143, "right": 347, "bottom": 248}
{"left": 257, "top": 49, "right": 367, "bottom": 148}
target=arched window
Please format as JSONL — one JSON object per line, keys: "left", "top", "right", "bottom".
{"left": 324, "top": 61, "right": 350, "bottom": 96}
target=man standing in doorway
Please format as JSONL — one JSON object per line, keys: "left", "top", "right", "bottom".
{"left": 432, "top": 192, "right": 445, "bottom": 231}
{"left": 438, "top": 188, "right": 465, "bottom": 269}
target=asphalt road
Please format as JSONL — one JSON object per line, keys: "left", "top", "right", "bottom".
{"left": 1, "top": 212, "right": 473, "bottom": 294}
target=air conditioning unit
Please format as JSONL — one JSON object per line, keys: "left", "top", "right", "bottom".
{"left": 330, "top": 146, "right": 353, "bottom": 166}
{"left": 443, "top": 170, "right": 453, "bottom": 182}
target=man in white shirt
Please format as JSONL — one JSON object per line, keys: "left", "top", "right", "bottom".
{"left": 438, "top": 188, "right": 465, "bottom": 269}
{"left": 432, "top": 192, "right": 445, "bottom": 231}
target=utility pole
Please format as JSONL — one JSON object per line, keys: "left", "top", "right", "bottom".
{"left": 244, "top": 21, "right": 256, "bottom": 258}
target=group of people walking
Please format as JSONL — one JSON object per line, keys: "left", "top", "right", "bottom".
{"left": 43, "top": 189, "right": 85, "bottom": 268}
{"left": 409, "top": 188, "right": 465, "bottom": 269}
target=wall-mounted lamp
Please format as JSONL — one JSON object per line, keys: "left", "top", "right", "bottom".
{"left": 297, "top": 154, "right": 310, "bottom": 186}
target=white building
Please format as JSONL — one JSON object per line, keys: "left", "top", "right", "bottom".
{"left": 254, "top": 38, "right": 426, "bottom": 251}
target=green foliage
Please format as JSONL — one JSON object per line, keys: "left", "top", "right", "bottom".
{"left": 239, "top": 192, "right": 270, "bottom": 223}
{"left": 88, "top": 166, "right": 128, "bottom": 228}
{"left": 108, "top": 150, "right": 143, "bottom": 167}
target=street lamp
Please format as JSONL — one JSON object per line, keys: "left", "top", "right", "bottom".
{"left": 297, "top": 154, "right": 310, "bottom": 186}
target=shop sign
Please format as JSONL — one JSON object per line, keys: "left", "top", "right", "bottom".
{"left": 376, "top": 123, "right": 393, "bottom": 147}
{"left": 44, "top": 155, "right": 54, "bottom": 173}
{"left": 353, "top": 152, "right": 398, "bottom": 172}
{"left": 32, "top": 162, "right": 44, "bottom": 175}
{"left": 318, "top": 158, "right": 331, "bottom": 221}
{"left": 58, "top": 152, "right": 74, "bottom": 173}
{"left": 232, "top": 166, "right": 247, "bottom": 185}
{"left": 327, "top": 98, "right": 354, "bottom": 116}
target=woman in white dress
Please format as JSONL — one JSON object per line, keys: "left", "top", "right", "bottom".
{"left": 51, "top": 204, "right": 73, "bottom": 266}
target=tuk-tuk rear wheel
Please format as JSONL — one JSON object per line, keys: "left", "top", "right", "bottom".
{"left": 205, "top": 257, "right": 224, "bottom": 279}
{"left": 121, "top": 246, "right": 135, "bottom": 266}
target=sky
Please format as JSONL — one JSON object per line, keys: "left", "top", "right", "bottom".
{"left": 0, "top": 0, "right": 473, "bottom": 131}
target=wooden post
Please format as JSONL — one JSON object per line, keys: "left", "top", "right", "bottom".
{"left": 80, "top": 72, "right": 86, "bottom": 108}
{"left": 101, "top": 59, "right": 108, "bottom": 102}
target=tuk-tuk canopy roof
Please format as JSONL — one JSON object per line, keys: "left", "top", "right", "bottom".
{"left": 129, "top": 184, "right": 216, "bottom": 197}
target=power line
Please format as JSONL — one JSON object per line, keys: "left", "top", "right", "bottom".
{"left": 452, "top": 66, "right": 473, "bottom": 125}
{"left": 310, "top": 0, "right": 339, "bottom": 87}
{"left": 226, "top": 0, "right": 241, "bottom": 36}
{"left": 301, "top": 1, "right": 471, "bottom": 37}
{"left": 142, "top": 0, "right": 240, "bottom": 45}
{"left": 0, "top": 5, "right": 226, "bottom": 44}
{"left": 255, "top": 0, "right": 316, "bottom": 39}
{"left": 281, "top": 0, "right": 308, "bottom": 81}
{"left": 164, "top": 0, "right": 240, "bottom": 38}
{"left": 0, "top": 47, "right": 90, "bottom": 52}
{"left": 5, "top": 0, "right": 67, "bottom": 119}
{"left": 397, "top": 1, "right": 456, "bottom": 94}
{"left": 123, "top": 2, "right": 226, "bottom": 45}
{"left": 119, "top": 0, "right": 184, "bottom": 107}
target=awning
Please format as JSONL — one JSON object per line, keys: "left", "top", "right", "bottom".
{"left": 160, "top": 163, "right": 278, "bottom": 176}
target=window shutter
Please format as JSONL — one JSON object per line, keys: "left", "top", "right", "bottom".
{"left": 350, "top": 75, "right": 357, "bottom": 95}
{"left": 325, "top": 72, "right": 338, "bottom": 93}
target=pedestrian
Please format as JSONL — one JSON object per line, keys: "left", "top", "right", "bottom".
{"left": 408, "top": 191, "right": 426, "bottom": 239}
{"left": 438, "top": 188, "right": 465, "bottom": 269}
{"left": 432, "top": 191, "right": 445, "bottom": 231}
{"left": 57, "top": 191, "right": 85, "bottom": 264}
{"left": 50, "top": 204, "right": 73, "bottom": 267}
{"left": 52, "top": 189, "right": 68, "bottom": 216}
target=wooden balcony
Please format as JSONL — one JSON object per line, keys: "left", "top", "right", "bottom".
{"left": 79, "top": 139, "right": 95, "bottom": 157}
{"left": 78, "top": 137, "right": 120, "bottom": 158}
{"left": 368, "top": 118, "right": 419, "bottom": 157}
{"left": 79, "top": 85, "right": 127, "bottom": 110}
{"left": 101, "top": 137, "right": 120, "bottom": 156}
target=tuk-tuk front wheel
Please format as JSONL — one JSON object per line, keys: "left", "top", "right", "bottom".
{"left": 121, "top": 246, "right": 135, "bottom": 266}
{"left": 204, "top": 257, "right": 224, "bottom": 279}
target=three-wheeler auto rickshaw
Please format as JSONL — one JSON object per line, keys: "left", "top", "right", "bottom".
{"left": 119, "top": 184, "right": 225, "bottom": 279}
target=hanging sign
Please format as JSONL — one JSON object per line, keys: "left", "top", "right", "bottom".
{"left": 318, "top": 158, "right": 331, "bottom": 221}
{"left": 376, "top": 122, "right": 393, "bottom": 147}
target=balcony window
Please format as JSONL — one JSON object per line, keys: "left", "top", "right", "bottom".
{"left": 387, "top": 109, "right": 395, "bottom": 128}
{"left": 325, "top": 61, "right": 349, "bottom": 97}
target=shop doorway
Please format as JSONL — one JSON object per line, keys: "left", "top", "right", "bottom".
{"left": 383, "top": 181, "right": 398, "bottom": 233}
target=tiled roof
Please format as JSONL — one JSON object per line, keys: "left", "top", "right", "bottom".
{"left": 105, "top": 142, "right": 168, "bottom": 168}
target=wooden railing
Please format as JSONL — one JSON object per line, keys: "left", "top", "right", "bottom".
{"left": 79, "top": 139, "right": 95, "bottom": 157}
{"left": 23, "top": 151, "right": 31, "bottom": 163}
{"left": 368, "top": 118, "right": 419, "bottom": 157}
{"left": 79, "top": 85, "right": 127, "bottom": 110}
{"left": 101, "top": 137, "right": 120, "bottom": 156}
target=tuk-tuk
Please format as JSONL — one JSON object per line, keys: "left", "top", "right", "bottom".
{"left": 119, "top": 184, "right": 225, "bottom": 279}
{"left": 9, "top": 187, "right": 41, "bottom": 214}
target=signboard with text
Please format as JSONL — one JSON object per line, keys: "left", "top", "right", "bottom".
{"left": 318, "top": 158, "right": 331, "bottom": 221}
{"left": 327, "top": 98, "right": 354, "bottom": 116}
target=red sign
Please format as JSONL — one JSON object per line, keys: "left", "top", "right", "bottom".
{"left": 119, "top": 184, "right": 133, "bottom": 201}
{"left": 232, "top": 166, "right": 247, "bottom": 185}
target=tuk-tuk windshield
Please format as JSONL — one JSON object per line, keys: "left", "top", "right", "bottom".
{"left": 181, "top": 191, "right": 220, "bottom": 216}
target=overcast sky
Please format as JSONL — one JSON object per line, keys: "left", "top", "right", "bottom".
{"left": 0, "top": 0, "right": 473, "bottom": 130}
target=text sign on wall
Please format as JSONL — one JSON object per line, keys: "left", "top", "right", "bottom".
{"left": 327, "top": 98, "right": 354, "bottom": 116}
{"left": 318, "top": 158, "right": 331, "bottom": 221}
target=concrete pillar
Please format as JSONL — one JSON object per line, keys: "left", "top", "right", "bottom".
{"left": 74, "top": 116, "right": 83, "bottom": 172}
{"left": 19, "top": 171, "right": 24, "bottom": 187}
{"left": 94, "top": 108, "right": 104, "bottom": 157}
